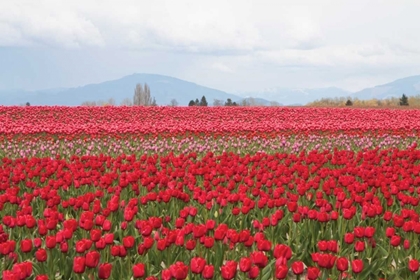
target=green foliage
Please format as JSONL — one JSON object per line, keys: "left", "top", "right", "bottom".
{"left": 399, "top": 94, "right": 409, "bottom": 106}
{"left": 199, "top": 96, "right": 208, "bottom": 106}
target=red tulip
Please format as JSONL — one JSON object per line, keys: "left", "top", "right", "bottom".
{"left": 351, "top": 259, "right": 363, "bottom": 274}
{"left": 307, "top": 266, "right": 320, "bottom": 280}
{"left": 390, "top": 235, "right": 401, "bottom": 247}
{"left": 220, "top": 261, "right": 237, "bottom": 280}
{"left": 133, "top": 263, "right": 146, "bottom": 278}
{"left": 123, "top": 236, "right": 135, "bottom": 249}
{"left": 273, "top": 244, "right": 292, "bottom": 265}
{"left": 86, "top": 251, "right": 100, "bottom": 268}
{"left": 20, "top": 239, "right": 32, "bottom": 253}
{"left": 386, "top": 227, "right": 395, "bottom": 238}
{"left": 344, "top": 233, "right": 354, "bottom": 244}
{"left": 364, "top": 226, "right": 375, "bottom": 238}
{"left": 90, "top": 229, "right": 102, "bottom": 242}
{"left": 35, "top": 248, "right": 47, "bottom": 262}
{"left": 239, "top": 257, "right": 252, "bottom": 272}
{"left": 354, "top": 227, "right": 365, "bottom": 238}
{"left": 60, "top": 242, "right": 69, "bottom": 253}
{"left": 328, "top": 240, "right": 338, "bottom": 253}
{"left": 404, "top": 239, "right": 410, "bottom": 250}
{"left": 191, "top": 257, "right": 206, "bottom": 274}
{"left": 169, "top": 262, "right": 188, "bottom": 280}
{"left": 275, "top": 265, "right": 288, "bottom": 279}
{"left": 73, "top": 256, "right": 86, "bottom": 274}
{"left": 161, "top": 269, "right": 171, "bottom": 280}
{"left": 354, "top": 241, "right": 365, "bottom": 252}
{"left": 409, "top": 259, "right": 420, "bottom": 272}
{"left": 317, "top": 240, "right": 328, "bottom": 251}
{"left": 248, "top": 266, "right": 260, "bottom": 279}
{"left": 202, "top": 265, "right": 214, "bottom": 279}
{"left": 336, "top": 257, "right": 348, "bottom": 272}
{"left": 98, "top": 263, "right": 112, "bottom": 279}
{"left": 250, "top": 251, "right": 268, "bottom": 268}
{"left": 185, "top": 239, "right": 196, "bottom": 250}
{"left": 291, "top": 261, "right": 304, "bottom": 275}
{"left": 45, "top": 236, "right": 57, "bottom": 249}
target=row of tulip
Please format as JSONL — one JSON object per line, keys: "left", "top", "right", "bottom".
{"left": 1, "top": 106, "right": 420, "bottom": 136}
{"left": 2, "top": 148, "right": 420, "bottom": 279}
{"left": 0, "top": 133, "right": 416, "bottom": 159}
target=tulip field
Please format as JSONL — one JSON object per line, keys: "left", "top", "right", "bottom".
{"left": 2, "top": 106, "right": 420, "bottom": 280}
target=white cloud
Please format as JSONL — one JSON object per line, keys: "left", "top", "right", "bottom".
{"left": 0, "top": 0, "right": 325, "bottom": 52}
{"left": 0, "top": 1, "right": 104, "bottom": 48}
{"left": 2, "top": 0, "right": 420, "bottom": 93}
{"left": 211, "top": 62, "right": 234, "bottom": 73}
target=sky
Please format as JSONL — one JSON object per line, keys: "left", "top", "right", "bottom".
{"left": 1, "top": 0, "right": 420, "bottom": 94}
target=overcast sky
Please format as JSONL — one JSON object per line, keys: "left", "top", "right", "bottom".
{"left": 1, "top": 0, "right": 420, "bottom": 93}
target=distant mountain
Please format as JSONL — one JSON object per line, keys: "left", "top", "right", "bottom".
{"left": 238, "top": 87, "right": 351, "bottom": 105}
{"left": 351, "top": 75, "right": 420, "bottom": 100}
{"left": 0, "top": 74, "right": 270, "bottom": 106}
{"left": 2, "top": 73, "right": 420, "bottom": 106}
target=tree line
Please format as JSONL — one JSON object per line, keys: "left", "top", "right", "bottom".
{"left": 81, "top": 83, "right": 157, "bottom": 106}
{"left": 307, "top": 94, "right": 412, "bottom": 107}
{"left": 81, "top": 83, "right": 282, "bottom": 107}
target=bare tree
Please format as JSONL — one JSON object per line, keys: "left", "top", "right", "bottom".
{"left": 269, "top": 101, "right": 281, "bottom": 107}
{"left": 120, "top": 98, "right": 133, "bottom": 106}
{"left": 213, "top": 99, "right": 224, "bottom": 106}
{"left": 107, "top": 98, "right": 116, "bottom": 106}
{"left": 240, "top": 99, "right": 250, "bottom": 106}
{"left": 248, "top": 97, "right": 257, "bottom": 106}
{"left": 169, "top": 99, "right": 178, "bottom": 106}
{"left": 81, "top": 101, "right": 97, "bottom": 106}
{"left": 133, "top": 83, "right": 153, "bottom": 106}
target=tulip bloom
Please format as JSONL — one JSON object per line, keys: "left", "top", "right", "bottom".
{"left": 133, "top": 263, "right": 146, "bottom": 278}
{"left": 291, "top": 261, "right": 304, "bottom": 275}
{"left": 220, "top": 261, "right": 237, "bottom": 280}
{"left": 85, "top": 251, "right": 100, "bottom": 268}
{"left": 307, "top": 267, "right": 320, "bottom": 280}
{"left": 190, "top": 257, "right": 206, "bottom": 274}
{"left": 344, "top": 233, "right": 354, "bottom": 244}
{"left": 354, "top": 241, "right": 365, "bottom": 252}
{"left": 275, "top": 265, "right": 288, "bottom": 279}
{"left": 35, "top": 249, "right": 47, "bottom": 262}
{"left": 248, "top": 266, "right": 259, "bottom": 279}
{"left": 336, "top": 257, "right": 349, "bottom": 272}
{"left": 390, "top": 235, "right": 401, "bottom": 247}
{"left": 98, "top": 263, "right": 112, "bottom": 279}
{"left": 202, "top": 265, "right": 214, "bottom": 279}
{"left": 409, "top": 259, "right": 420, "bottom": 272}
{"left": 169, "top": 262, "right": 188, "bottom": 280}
{"left": 20, "top": 239, "right": 32, "bottom": 253}
{"left": 351, "top": 259, "right": 363, "bottom": 274}
{"left": 73, "top": 257, "right": 86, "bottom": 274}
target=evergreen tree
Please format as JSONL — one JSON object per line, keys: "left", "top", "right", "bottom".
{"left": 188, "top": 100, "right": 196, "bottom": 106}
{"left": 151, "top": 97, "right": 157, "bottom": 106}
{"left": 345, "top": 99, "right": 353, "bottom": 106}
{"left": 200, "top": 96, "right": 208, "bottom": 106}
{"left": 400, "top": 94, "right": 409, "bottom": 106}
{"left": 195, "top": 98, "right": 200, "bottom": 106}
{"left": 225, "top": 98, "right": 233, "bottom": 106}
